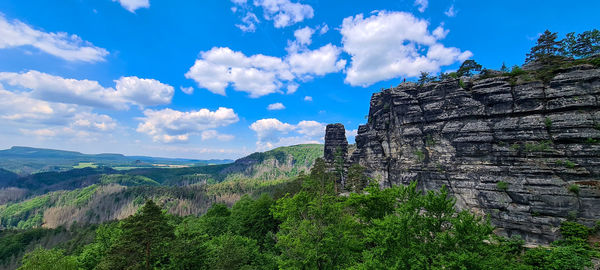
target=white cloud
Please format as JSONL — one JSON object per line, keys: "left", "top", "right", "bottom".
{"left": 253, "top": 0, "right": 314, "bottom": 28}
{"left": 0, "top": 87, "right": 117, "bottom": 139}
{"left": 267, "top": 102, "right": 285, "bottom": 110}
{"left": 236, "top": 12, "right": 260, "bottom": 32}
{"left": 0, "top": 70, "right": 174, "bottom": 109}
{"left": 185, "top": 45, "right": 343, "bottom": 98}
{"left": 286, "top": 83, "right": 298, "bottom": 94}
{"left": 304, "top": 96, "right": 312, "bottom": 101}
{"left": 0, "top": 15, "right": 108, "bottom": 62}
{"left": 296, "top": 120, "right": 324, "bottom": 137}
{"left": 319, "top": 24, "right": 329, "bottom": 35}
{"left": 201, "top": 130, "right": 235, "bottom": 141}
{"left": 113, "top": 0, "right": 150, "bottom": 13}
{"left": 432, "top": 25, "right": 449, "bottom": 39}
{"left": 136, "top": 107, "right": 239, "bottom": 143}
{"left": 341, "top": 11, "right": 472, "bottom": 86}
{"left": 294, "top": 26, "right": 314, "bottom": 45}
{"left": 230, "top": 0, "right": 313, "bottom": 29}
{"left": 288, "top": 44, "right": 346, "bottom": 77}
{"left": 445, "top": 5, "right": 457, "bottom": 17}
{"left": 249, "top": 118, "right": 325, "bottom": 150}
{"left": 414, "top": 0, "right": 428, "bottom": 12}
{"left": 114, "top": 76, "right": 174, "bottom": 107}
{"left": 180, "top": 86, "right": 194, "bottom": 95}
{"left": 345, "top": 129, "right": 358, "bottom": 143}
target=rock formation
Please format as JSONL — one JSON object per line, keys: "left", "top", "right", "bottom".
{"left": 325, "top": 65, "right": 600, "bottom": 244}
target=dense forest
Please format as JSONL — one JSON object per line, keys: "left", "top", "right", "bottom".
{"left": 6, "top": 158, "right": 599, "bottom": 269}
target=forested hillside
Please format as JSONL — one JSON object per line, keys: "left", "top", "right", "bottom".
{"left": 0, "top": 144, "right": 323, "bottom": 231}
{"left": 5, "top": 159, "right": 600, "bottom": 270}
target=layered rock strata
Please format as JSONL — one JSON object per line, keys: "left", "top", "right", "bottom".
{"left": 326, "top": 65, "right": 600, "bottom": 244}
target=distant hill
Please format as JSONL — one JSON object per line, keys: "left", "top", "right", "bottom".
{"left": 0, "top": 144, "right": 324, "bottom": 230}
{"left": 0, "top": 146, "right": 233, "bottom": 175}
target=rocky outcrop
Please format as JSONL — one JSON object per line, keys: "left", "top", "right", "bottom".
{"left": 327, "top": 65, "right": 600, "bottom": 244}
{"left": 324, "top": 123, "right": 349, "bottom": 163}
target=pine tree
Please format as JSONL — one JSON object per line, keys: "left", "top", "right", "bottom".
{"left": 501, "top": 62, "right": 509, "bottom": 73}
{"left": 525, "top": 30, "right": 563, "bottom": 64}
{"left": 346, "top": 163, "right": 368, "bottom": 192}
{"left": 563, "top": 29, "right": 600, "bottom": 58}
{"left": 99, "top": 200, "right": 174, "bottom": 270}
{"left": 456, "top": 60, "right": 482, "bottom": 77}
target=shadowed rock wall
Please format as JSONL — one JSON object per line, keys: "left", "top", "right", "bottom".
{"left": 326, "top": 65, "right": 600, "bottom": 244}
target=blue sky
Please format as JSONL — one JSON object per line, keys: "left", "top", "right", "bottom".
{"left": 0, "top": 0, "right": 598, "bottom": 159}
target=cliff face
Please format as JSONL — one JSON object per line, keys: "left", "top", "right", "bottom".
{"left": 327, "top": 65, "right": 600, "bottom": 244}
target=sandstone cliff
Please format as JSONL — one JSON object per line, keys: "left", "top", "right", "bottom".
{"left": 326, "top": 64, "right": 600, "bottom": 244}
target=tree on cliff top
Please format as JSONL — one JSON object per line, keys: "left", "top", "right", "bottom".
{"left": 525, "top": 30, "right": 563, "bottom": 64}
{"left": 563, "top": 29, "right": 600, "bottom": 58}
{"left": 456, "top": 60, "right": 482, "bottom": 77}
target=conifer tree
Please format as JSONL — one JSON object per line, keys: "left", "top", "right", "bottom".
{"left": 456, "top": 60, "right": 482, "bottom": 77}
{"left": 525, "top": 30, "right": 563, "bottom": 64}
{"left": 99, "top": 200, "right": 174, "bottom": 270}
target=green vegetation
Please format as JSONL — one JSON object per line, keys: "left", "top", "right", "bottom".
{"left": 457, "top": 59, "right": 482, "bottom": 77}
{"left": 100, "top": 174, "right": 159, "bottom": 186}
{"left": 414, "top": 149, "right": 425, "bottom": 161}
{"left": 497, "top": 181, "right": 509, "bottom": 191}
{"left": 418, "top": 71, "right": 435, "bottom": 85}
{"left": 7, "top": 159, "right": 597, "bottom": 269}
{"left": 73, "top": 162, "right": 97, "bottom": 169}
{"left": 568, "top": 184, "right": 580, "bottom": 195}
{"left": 524, "top": 140, "right": 553, "bottom": 152}
{"left": 545, "top": 117, "right": 553, "bottom": 129}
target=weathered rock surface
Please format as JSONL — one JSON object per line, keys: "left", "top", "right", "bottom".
{"left": 324, "top": 123, "right": 349, "bottom": 163}
{"left": 327, "top": 65, "right": 600, "bottom": 244}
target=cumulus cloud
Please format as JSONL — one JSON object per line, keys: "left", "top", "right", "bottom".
{"left": 0, "top": 70, "right": 174, "bottom": 109}
{"left": 0, "top": 15, "right": 108, "bottom": 62}
{"left": 249, "top": 118, "right": 324, "bottom": 150}
{"left": 136, "top": 107, "right": 239, "bottom": 143}
{"left": 0, "top": 87, "right": 117, "bottom": 139}
{"left": 236, "top": 12, "right": 260, "bottom": 32}
{"left": 267, "top": 102, "right": 285, "bottom": 110}
{"left": 185, "top": 45, "right": 344, "bottom": 98}
{"left": 341, "top": 11, "right": 472, "bottom": 86}
{"left": 414, "top": 0, "right": 428, "bottom": 12}
{"left": 288, "top": 44, "right": 346, "bottom": 78}
{"left": 232, "top": 0, "right": 314, "bottom": 29}
{"left": 286, "top": 83, "right": 298, "bottom": 94}
{"left": 304, "top": 95, "right": 312, "bottom": 101}
{"left": 113, "top": 0, "right": 150, "bottom": 13}
{"left": 294, "top": 26, "right": 314, "bottom": 45}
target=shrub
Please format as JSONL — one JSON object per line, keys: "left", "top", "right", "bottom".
{"left": 568, "top": 184, "right": 580, "bottom": 195}
{"left": 497, "top": 181, "right": 509, "bottom": 191}
{"left": 564, "top": 160, "right": 576, "bottom": 169}
{"left": 560, "top": 221, "right": 590, "bottom": 240}
{"left": 544, "top": 117, "right": 552, "bottom": 129}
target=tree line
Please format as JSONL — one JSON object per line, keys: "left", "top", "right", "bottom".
{"left": 417, "top": 28, "right": 600, "bottom": 85}
{"left": 15, "top": 158, "right": 600, "bottom": 270}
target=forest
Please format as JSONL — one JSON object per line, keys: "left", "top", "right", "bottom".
{"left": 6, "top": 158, "right": 599, "bottom": 270}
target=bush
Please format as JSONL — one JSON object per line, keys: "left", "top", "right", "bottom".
{"left": 560, "top": 221, "right": 590, "bottom": 240}
{"left": 497, "top": 181, "right": 509, "bottom": 191}
{"left": 568, "top": 184, "right": 580, "bottom": 195}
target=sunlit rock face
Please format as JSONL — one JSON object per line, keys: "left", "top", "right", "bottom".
{"left": 326, "top": 65, "right": 600, "bottom": 244}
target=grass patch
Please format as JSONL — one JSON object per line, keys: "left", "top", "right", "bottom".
{"left": 524, "top": 140, "right": 553, "bottom": 152}
{"left": 73, "top": 162, "right": 97, "bottom": 169}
